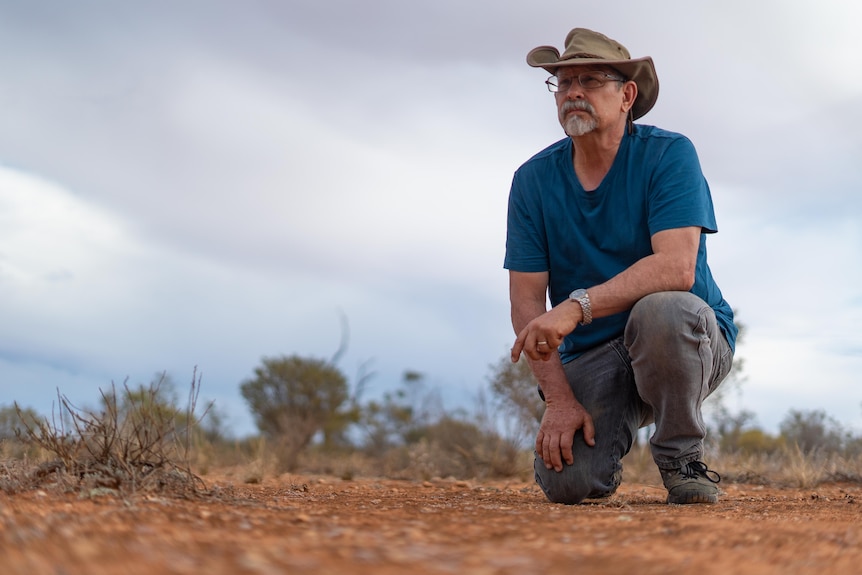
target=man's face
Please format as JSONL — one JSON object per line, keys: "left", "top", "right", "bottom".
{"left": 553, "top": 66, "right": 627, "bottom": 137}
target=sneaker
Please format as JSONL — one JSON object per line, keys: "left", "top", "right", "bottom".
{"left": 660, "top": 461, "right": 721, "bottom": 504}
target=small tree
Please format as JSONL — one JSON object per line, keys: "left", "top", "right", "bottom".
{"left": 358, "top": 370, "right": 442, "bottom": 453}
{"left": 240, "top": 355, "right": 357, "bottom": 470}
{"left": 359, "top": 388, "right": 416, "bottom": 453}
{"left": 779, "top": 409, "right": 847, "bottom": 454}
{"left": 0, "top": 404, "right": 41, "bottom": 458}
{"left": 486, "top": 353, "right": 544, "bottom": 446}
{"left": 0, "top": 404, "right": 40, "bottom": 442}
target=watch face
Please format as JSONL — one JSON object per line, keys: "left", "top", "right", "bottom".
{"left": 570, "top": 289, "right": 587, "bottom": 300}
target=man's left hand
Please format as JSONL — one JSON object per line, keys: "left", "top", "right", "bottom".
{"left": 511, "top": 301, "right": 581, "bottom": 362}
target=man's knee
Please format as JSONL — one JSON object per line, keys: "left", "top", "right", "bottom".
{"left": 536, "top": 473, "right": 592, "bottom": 505}
{"left": 630, "top": 291, "right": 703, "bottom": 322}
{"left": 534, "top": 456, "right": 620, "bottom": 505}
{"left": 626, "top": 291, "right": 707, "bottom": 343}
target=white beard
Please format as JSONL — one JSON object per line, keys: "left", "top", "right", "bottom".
{"left": 564, "top": 115, "right": 598, "bottom": 137}
{"left": 559, "top": 101, "right": 598, "bottom": 137}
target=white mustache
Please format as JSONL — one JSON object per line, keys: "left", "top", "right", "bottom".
{"left": 561, "top": 100, "right": 596, "bottom": 116}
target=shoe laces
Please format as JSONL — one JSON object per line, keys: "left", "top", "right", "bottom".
{"left": 681, "top": 461, "right": 721, "bottom": 483}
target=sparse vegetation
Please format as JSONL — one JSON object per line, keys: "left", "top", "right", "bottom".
{"left": 2, "top": 370, "right": 211, "bottom": 497}
{"left": 2, "top": 341, "right": 862, "bottom": 493}
{"left": 240, "top": 355, "right": 360, "bottom": 472}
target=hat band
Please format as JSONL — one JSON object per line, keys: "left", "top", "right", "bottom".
{"left": 566, "top": 52, "right": 603, "bottom": 59}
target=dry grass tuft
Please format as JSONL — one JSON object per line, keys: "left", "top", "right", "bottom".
{"left": 8, "top": 371, "right": 209, "bottom": 498}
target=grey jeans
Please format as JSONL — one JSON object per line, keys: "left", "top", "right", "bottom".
{"left": 534, "top": 291, "right": 733, "bottom": 504}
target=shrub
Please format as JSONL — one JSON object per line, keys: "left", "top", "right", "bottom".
{"left": 11, "top": 370, "right": 209, "bottom": 496}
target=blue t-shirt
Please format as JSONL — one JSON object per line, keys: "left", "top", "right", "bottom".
{"left": 504, "top": 125, "right": 737, "bottom": 362}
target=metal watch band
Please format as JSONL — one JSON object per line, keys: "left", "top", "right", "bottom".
{"left": 569, "top": 289, "right": 593, "bottom": 326}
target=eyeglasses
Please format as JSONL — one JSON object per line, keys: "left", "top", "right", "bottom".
{"left": 545, "top": 71, "right": 626, "bottom": 93}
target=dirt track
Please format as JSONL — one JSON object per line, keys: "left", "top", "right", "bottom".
{"left": 1, "top": 473, "right": 861, "bottom": 575}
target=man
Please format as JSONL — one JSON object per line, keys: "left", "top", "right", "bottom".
{"left": 505, "top": 28, "right": 737, "bottom": 505}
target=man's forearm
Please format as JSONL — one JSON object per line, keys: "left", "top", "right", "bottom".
{"left": 512, "top": 301, "right": 578, "bottom": 407}
{"left": 588, "top": 227, "right": 700, "bottom": 319}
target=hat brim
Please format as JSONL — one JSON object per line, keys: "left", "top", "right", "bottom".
{"left": 527, "top": 46, "right": 659, "bottom": 121}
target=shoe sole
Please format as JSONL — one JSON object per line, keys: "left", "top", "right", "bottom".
{"left": 666, "top": 492, "right": 718, "bottom": 505}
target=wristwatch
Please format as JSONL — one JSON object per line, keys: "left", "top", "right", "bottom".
{"left": 568, "top": 289, "right": 593, "bottom": 325}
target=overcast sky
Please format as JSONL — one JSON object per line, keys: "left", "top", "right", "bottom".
{"left": 1, "top": 0, "right": 860, "bottom": 437}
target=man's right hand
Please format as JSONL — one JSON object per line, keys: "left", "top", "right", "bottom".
{"left": 536, "top": 400, "right": 596, "bottom": 472}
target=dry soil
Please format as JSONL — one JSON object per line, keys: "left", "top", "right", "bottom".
{"left": 1, "top": 473, "right": 861, "bottom": 575}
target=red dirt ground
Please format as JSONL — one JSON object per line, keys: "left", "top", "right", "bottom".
{"left": 1, "top": 473, "right": 861, "bottom": 575}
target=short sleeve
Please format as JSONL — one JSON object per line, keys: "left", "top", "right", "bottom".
{"left": 646, "top": 136, "right": 717, "bottom": 235}
{"left": 504, "top": 172, "right": 550, "bottom": 272}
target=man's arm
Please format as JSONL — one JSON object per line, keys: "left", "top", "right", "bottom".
{"left": 511, "top": 226, "right": 701, "bottom": 361}
{"left": 510, "top": 270, "right": 595, "bottom": 472}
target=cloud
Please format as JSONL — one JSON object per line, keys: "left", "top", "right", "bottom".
{"left": 0, "top": 0, "right": 860, "bottom": 439}
{"left": 0, "top": 168, "right": 141, "bottom": 358}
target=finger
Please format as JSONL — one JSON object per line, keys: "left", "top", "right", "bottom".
{"left": 561, "top": 429, "right": 575, "bottom": 466}
{"left": 582, "top": 414, "right": 596, "bottom": 447}
{"left": 524, "top": 345, "right": 541, "bottom": 361}
{"left": 542, "top": 434, "right": 553, "bottom": 470}
{"left": 549, "top": 435, "right": 563, "bottom": 472}
{"left": 535, "top": 431, "right": 544, "bottom": 458}
{"left": 535, "top": 340, "right": 551, "bottom": 361}
{"left": 513, "top": 325, "right": 539, "bottom": 361}
{"left": 510, "top": 334, "right": 526, "bottom": 363}
{"left": 526, "top": 335, "right": 550, "bottom": 361}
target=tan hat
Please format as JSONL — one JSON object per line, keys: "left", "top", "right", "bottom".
{"left": 527, "top": 28, "right": 659, "bottom": 120}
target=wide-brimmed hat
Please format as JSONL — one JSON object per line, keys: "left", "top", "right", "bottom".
{"left": 527, "top": 28, "right": 659, "bottom": 120}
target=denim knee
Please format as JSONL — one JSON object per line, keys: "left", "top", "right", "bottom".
{"left": 627, "top": 291, "right": 705, "bottom": 341}
{"left": 534, "top": 454, "right": 620, "bottom": 504}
